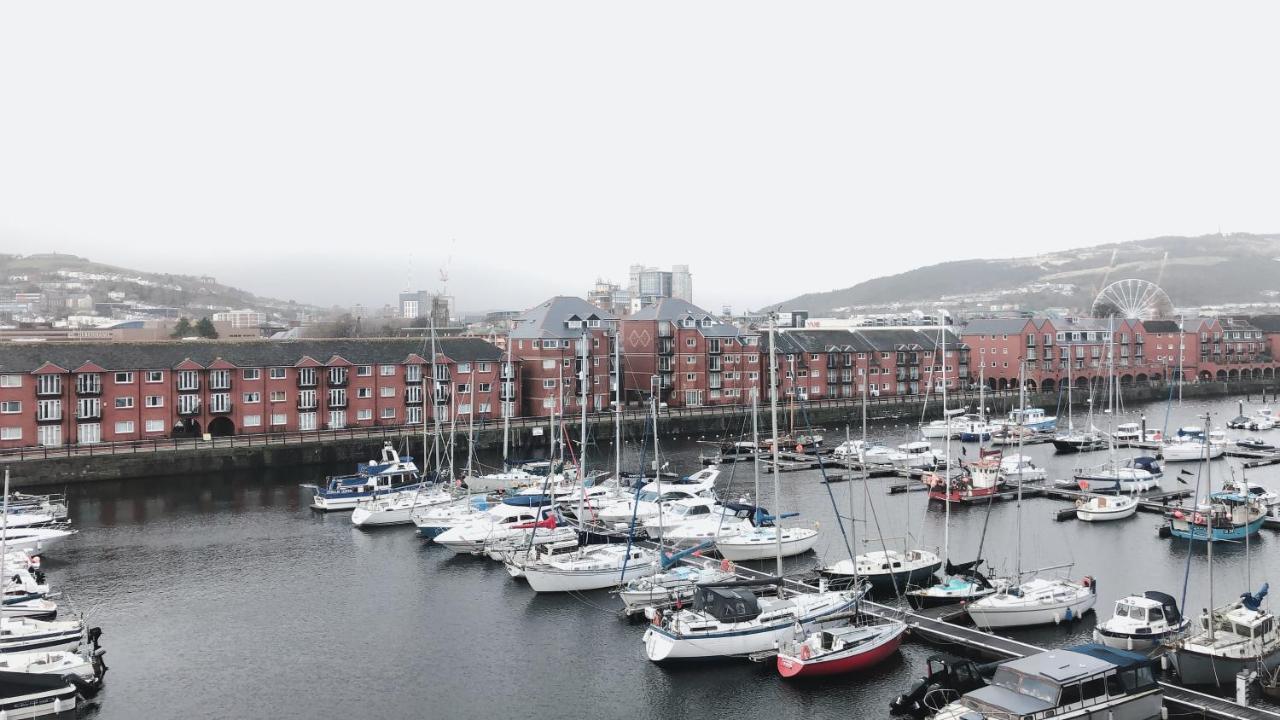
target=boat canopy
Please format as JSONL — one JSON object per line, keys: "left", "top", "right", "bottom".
{"left": 1064, "top": 643, "right": 1158, "bottom": 678}
{"left": 1142, "top": 590, "right": 1182, "bottom": 623}
{"left": 693, "top": 585, "right": 761, "bottom": 623}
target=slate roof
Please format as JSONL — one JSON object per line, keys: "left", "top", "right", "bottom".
{"left": 1141, "top": 319, "right": 1182, "bottom": 333}
{"left": 628, "top": 298, "right": 745, "bottom": 338}
{"left": 763, "top": 328, "right": 965, "bottom": 354}
{"left": 0, "top": 338, "right": 502, "bottom": 373}
{"left": 1247, "top": 315, "right": 1280, "bottom": 333}
{"left": 510, "top": 296, "right": 618, "bottom": 340}
{"left": 962, "top": 318, "right": 1033, "bottom": 335}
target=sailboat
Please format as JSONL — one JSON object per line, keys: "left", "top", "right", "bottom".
{"left": 1169, "top": 429, "right": 1280, "bottom": 686}
{"left": 1073, "top": 329, "right": 1162, "bottom": 495}
{"left": 967, "top": 364, "right": 1098, "bottom": 629}
{"left": 466, "top": 341, "right": 539, "bottom": 494}
{"left": 642, "top": 314, "right": 857, "bottom": 662}
{"left": 1052, "top": 362, "right": 1106, "bottom": 453}
{"left": 906, "top": 329, "right": 999, "bottom": 610}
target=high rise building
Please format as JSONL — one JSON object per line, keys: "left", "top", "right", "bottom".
{"left": 626, "top": 264, "right": 693, "bottom": 308}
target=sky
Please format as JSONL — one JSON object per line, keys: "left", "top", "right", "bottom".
{"left": 3, "top": 2, "right": 1280, "bottom": 315}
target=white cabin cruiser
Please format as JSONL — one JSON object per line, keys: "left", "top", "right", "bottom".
{"left": 1094, "top": 591, "right": 1189, "bottom": 651}
{"left": 304, "top": 443, "right": 425, "bottom": 511}
{"left": 617, "top": 565, "right": 736, "bottom": 614}
{"left": 411, "top": 496, "right": 492, "bottom": 539}
{"left": 920, "top": 409, "right": 968, "bottom": 440}
{"left": 351, "top": 485, "right": 453, "bottom": 528}
{"left": 648, "top": 500, "right": 754, "bottom": 546}
{"left": 998, "top": 455, "right": 1046, "bottom": 482}
{"left": 890, "top": 442, "right": 944, "bottom": 471}
{"left": 1075, "top": 494, "right": 1138, "bottom": 522}
{"left": 433, "top": 505, "right": 547, "bottom": 554}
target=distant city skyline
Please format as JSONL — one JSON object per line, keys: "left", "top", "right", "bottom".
{"left": 5, "top": 2, "right": 1280, "bottom": 315}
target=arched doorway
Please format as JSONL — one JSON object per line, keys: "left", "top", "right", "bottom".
{"left": 997, "top": 378, "right": 1008, "bottom": 390}
{"left": 1200, "top": 370, "right": 1212, "bottom": 382}
{"left": 1041, "top": 378, "right": 1056, "bottom": 392}
{"left": 1267, "top": 367, "right": 1276, "bottom": 379}
{"left": 987, "top": 377, "right": 998, "bottom": 391}
{"left": 174, "top": 419, "right": 202, "bottom": 437}
{"left": 1121, "top": 374, "right": 1134, "bottom": 385}
{"left": 1216, "top": 370, "right": 1228, "bottom": 382}
{"left": 1134, "top": 373, "right": 1146, "bottom": 383}
{"left": 208, "top": 417, "right": 235, "bottom": 437}
{"left": 1024, "top": 379, "right": 1037, "bottom": 393}
{"left": 1075, "top": 377, "right": 1089, "bottom": 389}
{"left": 1228, "top": 369, "right": 1239, "bottom": 381}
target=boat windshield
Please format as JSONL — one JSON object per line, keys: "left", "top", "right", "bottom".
{"left": 636, "top": 492, "right": 660, "bottom": 502}
{"left": 1114, "top": 603, "right": 1129, "bottom": 618}
{"left": 991, "top": 668, "right": 1058, "bottom": 704}
{"left": 1128, "top": 607, "right": 1146, "bottom": 622}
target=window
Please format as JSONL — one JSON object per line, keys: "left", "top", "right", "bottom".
{"left": 145, "top": 419, "right": 164, "bottom": 433}
{"left": 457, "top": 362, "right": 472, "bottom": 374}
{"left": 243, "top": 415, "right": 262, "bottom": 427}
{"left": 243, "top": 392, "right": 261, "bottom": 404}
{"left": 685, "top": 356, "right": 696, "bottom": 364}
{"left": 0, "top": 375, "right": 21, "bottom": 388}
{"left": 381, "top": 407, "right": 396, "bottom": 419}
{"left": 356, "top": 409, "right": 373, "bottom": 421}
{"left": 114, "top": 421, "right": 135, "bottom": 434}
{"left": 297, "top": 368, "right": 317, "bottom": 387}
{"left": 0, "top": 428, "right": 21, "bottom": 440}
{"left": 479, "top": 383, "right": 491, "bottom": 393}
{"left": 686, "top": 338, "right": 696, "bottom": 348}
{"left": 380, "top": 365, "right": 396, "bottom": 376}
{"left": 242, "top": 369, "right": 261, "bottom": 381}
{"left": 543, "top": 379, "right": 556, "bottom": 389}
{"left": 37, "top": 426, "right": 60, "bottom": 446}
{"left": 477, "top": 363, "right": 490, "bottom": 373}
{"left": 114, "top": 372, "right": 134, "bottom": 384}
{"left": 328, "top": 410, "right": 346, "bottom": 429}
{"left": 327, "top": 389, "right": 347, "bottom": 407}
{"left": 271, "top": 413, "right": 287, "bottom": 426}
{"left": 270, "top": 368, "right": 287, "bottom": 380}
{"left": 542, "top": 360, "right": 556, "bottom": 370}
{"left": 209, "top": 393, "right": 231, "bottom": 413}
{"left": 0, "top": 401, "right": 19, "bottom": 414}
{"left": 270, "top": 391, "right": 286, "bottom": 403}
{"left": 542, "top": 397, "right": 556, "bottom": 409}
{"left": 77, "top": 423, "right": 101, "bottom": 445}
{"left": 380, "top": 386, "right": 395, "bottom": 398}
{"left": 115, "top": 397, "right": 135, "bottom": 409}
{"left": 178, "top": 371, "right": 200, "bottom": 391}
{"left": 37, "top": 375, "right": 62, "bottom": 395}
{"left": 356, "top": 365, "right": 372, "bottom": 377}
{"left": 456, "top": 383, "right": 471, "bottom": 395}
{"left": 77, "top": 398, "right": 101, "bottom": 419}
{"left": 146, "top": 370, "right": 164, "bottom": 383}
{"left": 356, "top": 387, "right": 372, "bottom": 399}
{"left": 209, "top": 370, "right": 231, "bottom": 390}
{"left": 298, "top": 412, "right": 317, "bottom": 431}
{"left": 327, "top": 367, "right": 347, "bottom": 385}
{"left": 145, "top": 395, "right": 164, "bottom": 408}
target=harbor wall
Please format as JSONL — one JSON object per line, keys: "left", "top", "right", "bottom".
{"left": 8, "top": 381, "right": 1276, "bottom": 487}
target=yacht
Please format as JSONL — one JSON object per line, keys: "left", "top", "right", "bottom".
{"left": 920, "top": 409, "right": 968, "bottom": 440}
{"left": 642, "top": 580, "right": 861, "bottom": 661}
{"left": 1112, "top": 422, "right": 1142, "bottom": 444}
{"left": 433, "top": 505, "right": 548, "bottom": 554}
{"left": 350, "top": 485, "right": 453, "bottom": 528}
{"left": 967, "top": 575, "right": 1097, "bottom": 629}
{"left": 411, "top": 496, "right": 490, "bottom": 539}
{"left": 1169, "top": 583, "right": 1280, "bottom": 686}
{"left": 617, "top": 564, "right": 735, "bottom": 615}
{"left": 1162, "top": 432, "right": 1226, "bottom": 462}
{"left": 930, "top": 644, "right": 1162, "bottom": 720}
{"left": 1052, "top": 429, "right": 1107, "bottom": 454}
{"left": 654, "top": 501, "right": 755, "bottom": 547}
{"left": 715, "top": 523, "right": 820, "bottom": 562}
{"left": 523, "top": 544, "right": 659, "bottom": 593}
{"left": 821, "top": 548, "right": 941, "bottom": 595}
{"left": 1075, "top": 494, "right": 1138, "bottom": 522}
{"left": 1075, "top": 457, "right": 1162, "bottom": 493}
{"left": 303, "top": 443, "right": 425, "bottom": 511}
{"left": 1002, "top": 407, "right": 1057, "bottom": 432}
{"left": 1094, "top": 591, "right": 1189, "bottom": 651}
{"left": 890, "top": 442, "right": 944, "bottom": 471}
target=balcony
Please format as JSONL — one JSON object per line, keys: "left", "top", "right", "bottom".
{"left": 36, "top": 382, "right": 62, "bottom": 398}
{"left": 500, "top": 382, "right": 516, "bottom": 401}
{"left": 327, "top": 375, "right": 348, "bottom": 388}
{"left": 297, "top": 376, "right": 317, "bottom": 388}
{"left": 328, "top": 397, "right": 348, "bottom": 409}
{"left": 178, "top": 402, "right": 202, "bottom": 417}
{"left": 404, "top": 390, "right": 423, "bottom": 405}
{"left": 658, "top": 340, "right": 674, "bottom": 355}
{"left": 75, "top": 379, "right": 102, "bottom": 396}
{"left": 210, "top": 394, "right": 232, "bottom": 414}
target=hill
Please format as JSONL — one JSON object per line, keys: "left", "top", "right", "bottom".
{"left": 771, "top": 233, "right": 1280, "bottom": 316}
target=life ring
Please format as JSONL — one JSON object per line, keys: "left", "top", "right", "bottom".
{"left": 800, "top": 645, "right": 811, "bottom": 660}
{"left": 1081, "top": 576, "right": 1091, "bottom": 588}
{"left": 796, "top": 444, "right": 804, "bottom": 453}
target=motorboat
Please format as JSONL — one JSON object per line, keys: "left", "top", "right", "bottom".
{"left": 890, "top": 442, "right": 944, "bottom": 471}
{"left": 998, "top": 455, "right": 1046, "bottom": 483}
{"left": 1168, "top": 583, "right": 1280, "bottom": 687}
{"left": 523, "top": 544, "right": 659, "bottom": 593}
{"left": 821, "top": 548, "right": 941, "bottom": 595}
{"left": 967, "top": 575, "right": 1097, "bottom": 629}
{"left": 639, "top": 498, "right": 723, "bottom": 539}
{"left": 1237, "top": 437, "right": 1276, "bottom": 452}
{"left": 920, "top": 409, "right": 968, "bottom": 440}
{"left": 0, "top": 528, "right": 76, "bottom": 555}
{"left": 1111, "top": 422, "right": 1141, "bottom": 444}
{"left": 1075, "top": 457, "right": 1162, "bottom": 493}
{"left": 1093, "top": 591, "right": 1190, "bottom": 651}
{"left": 1002, "top": 407, "right": 1056, "bottom": 432}
{"left": 653, "top": 501, "right": 756, "bottom": 546}
{"left": 714, "top": 524, "right": 819, "bottom": 562}
{"left": 776, "top": 618, "right": 906, "bottom": 678}
{"left": 1075, "top": 494, "right": 1138, "bottom": 522}
{"left": 498, "top": 533, "right": 580, "bottom": 578}
{"left": 832, "top": 440, "right": 894, "bottom": 464}
{"left": 303, "top": 443, "right": 425, "bottom": 511}
{"left": 0, "top": 617, "right": 87, "bottom": 653}
{"left": 925, "top": 459, "right": 1004, "bottom": 504}
{"left": 642, "top": 579, "right": 861, "bottom": 661}
{"left": 0, "top": 670, "right": 82, "bottom": 717}
{"left": 1164, "top": 491, "right": 1266, "bottom": 541}
{"left": 1221, "top": 478, "right": 1280, "bottom": 518}
{"left": 1162, "top": 433, "right": 1226, "bottom": 462}
{"left": 957, "top": 417, "right": 992, "bottom": 443}
{"left": 595, "top": 469, "right": 721, "bottom": 525}
{"left": 989, "top": 424, "right": 1036, "bottom": 447}
{"left": 929, "top": 644, "right": 1162, "bottom": 720}
{"left": 350, "top": 485, "right": 453, "bottom": 528}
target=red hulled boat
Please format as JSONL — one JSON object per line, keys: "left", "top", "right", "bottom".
{"left": 775, "top": 620, "right": 906, "bottom": 678}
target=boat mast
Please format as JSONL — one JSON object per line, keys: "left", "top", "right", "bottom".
{"left": 613, "top": 325, "right": 622, "bottom": 481}
{"left": 651, "top": 375, "right": 663, "bottom": 537}
{"left": 502, "top": 337, "right": 511, "bottom": 466}
{"left": 0, "top": 468, "right": 8, "bottom": 637}
{"left": 577, "top": 329, "right": 589, "bottom": 526}
{"left": 751, "top": 389, "right": 760, "bottom": 511}
{"left": 465, "top": 364, "right": 476, "bottom": 479}
{"left": 1016, "top": 361, "right": 1026, "bottom": 581}
{"left": 430, "top": 318, "right": 442, "bottom": 480}
{"left": 1205, "top": 410, "right": 1214, "bottom": 643}
{"left": 1066, "top": 361, "right": 1074, "bottom": 434}
{"left": 941, "top": 325, "right": 950, "bottom": 571}
{"left": 1107, "top": 319, "right": 1116, "bottom": 469}
{"left": 768, "top": 314, "right": 784, "bottom": 584}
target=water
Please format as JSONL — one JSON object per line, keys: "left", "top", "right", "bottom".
{"left": 45, "top": 394, "right": 1280, "bottom": 718}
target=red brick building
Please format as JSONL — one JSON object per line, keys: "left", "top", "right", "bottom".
{"left": 764, "top": 327, "right": 969, "bottom": 400}
{"left": 619, "top": 298, "right": 760, "bottom": 408}
{"left": 0, "top": 338, "right": 512, "bottom": 449}
{"left": 508, "top": 297, "right": 618, "bottom": 417}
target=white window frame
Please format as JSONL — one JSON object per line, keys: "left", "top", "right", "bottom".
{"left": 0, "top": 375, "right": 22, "bottom": 388}
{"left": 0, "top": 401, "right": 20, "bottom": 414}
{"left": 145, "top": 395, "right": 164, "bottom": 408}
{"left": 114, "top": 372, "right": 134, "bottom": 384}
{"left": 114, "top": 420, "right": 135, "bottom": 434}
{"left": 146, "top": 370, "right": 164, "bottom": 383}
{"left": 115, "top": 397, "right": 135, "bottom": 409}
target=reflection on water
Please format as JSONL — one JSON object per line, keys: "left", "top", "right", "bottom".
{"left": 43, "top": 395, "right": 1280, "bottom": 718}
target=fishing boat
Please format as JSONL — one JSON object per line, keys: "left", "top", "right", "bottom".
{"left": 821, "top": 549, "right": 941, "bottom": 594}
{"left": 1093, "top": 591, "right": 1189, "bottom": 651}
{"left": 303, "top": 442, "right": 425, "bottom": 511}
{"left": 523, "top": 544, "right": 659, "bottom": 593}
{"left": 1075, "top": 457, "right": 1162, "bottom": 493}
{"left": 642, "top": 578, "right": 861, "bottom": 661}
{"left": 958, "top": 418, "right": 992, "bottom": 443}
{"left": 924, "top": 456, "right": 1003, "bottom": 503}
{"left": 929, "top": 644, "right": 1162, "bottom": 720}
{"left": 1164, "top": 491, "right": 1266, "bottom": 541}
{"left": 1002, "top": 407, "right": 1057, "bottom": 432}
{"left": 1075, "top": 494, "right": 1138, "bottom": 522}
{"left": 1169, "top": 583, "right": 1280, "bottom": 686}
{"left": 776, "top": 617, "right": 906, "bottom": 678}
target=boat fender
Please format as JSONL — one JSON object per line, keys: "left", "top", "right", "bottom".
{"left": 1081, "top": 576, "right": 1091, "bottom": 588}
{"left": 800, "top": 645, "right": 811, "bottom": 660}
{"left": 721, "top": 558, "right": 732, "bottom": 572}
{"left": 652, "top": 610, "right": 662, "bottom": 626}
{"left": 1065, "top": 608, "right": 1074, "bottom": 622}
{"left": 796, "top": 444, "right": 804, "bottom": 453}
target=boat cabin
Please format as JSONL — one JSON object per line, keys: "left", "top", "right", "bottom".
{"left": 692, "top": 585, "right": 761, "bottom": 623}
{"left": 1112, "top": 592, "right": 1180, "bottom": 629}
{"left": 944, "top": 645, "right": 1158, "bottom": 720}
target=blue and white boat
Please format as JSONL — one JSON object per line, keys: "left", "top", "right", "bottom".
{"left": 303, "top": 442, "right": 425, "bottom": 511}
{"left": 1165, "top": 491, "right": 1266, "bottom": 541}
{"left": 1002, "top": 407, "right": 1056, "bottom": 432}
{"left": 411, "top": 496, "right": 492, "bottom": 539}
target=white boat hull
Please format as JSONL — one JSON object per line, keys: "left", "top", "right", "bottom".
{"left": 524, "top": 559, "right": 658, "bottom": 593}
{"left": 716, "top": 530, "right": 819, "bottom": 562}
{"left": 642, "top": 592, "right": 858, "bottom": 661}
{"left": 968, "top": 586, "right": 1096, "bottom": 629}
{"left": 1076, "top": 501, "right": 1138, "bottom": 522}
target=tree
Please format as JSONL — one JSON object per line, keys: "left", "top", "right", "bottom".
{"left": 171, "top": 317, "right": 193, "bottom": 338}
{"left": 195, "top": 317, "right": 219, "bottom": 339}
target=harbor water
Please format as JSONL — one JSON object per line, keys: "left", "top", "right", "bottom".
{"left": 49, "top": 395, "right": 1280, "bottom": 719}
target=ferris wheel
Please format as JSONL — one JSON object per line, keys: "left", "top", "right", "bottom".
{"left": 1091, "top": 279, "right": 1174, "bottom": 320}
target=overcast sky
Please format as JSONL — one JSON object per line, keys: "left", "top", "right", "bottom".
{"left": 3, "top": 2, "right": 1280, "bottom": 314}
